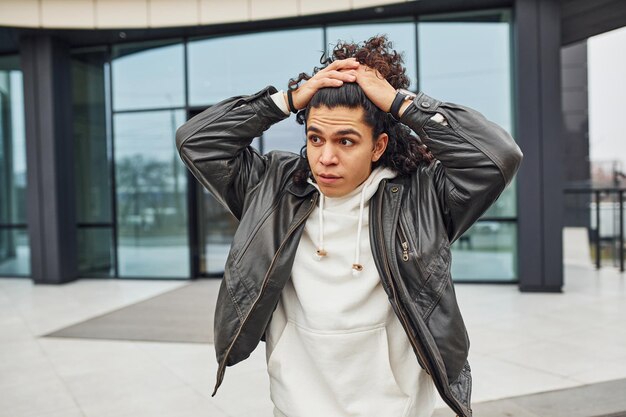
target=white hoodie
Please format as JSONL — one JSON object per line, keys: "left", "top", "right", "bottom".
{"left": 265, "top": 166, "right": 438, "bottom": 417}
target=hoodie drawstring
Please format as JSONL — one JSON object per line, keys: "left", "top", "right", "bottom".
{"left": 308, "top": 177, "right": 371, "bottom": 276}
{"left": 315, "top": 192, "right": 327, "bottom": 260}
{"left": 351, "top": 185, "right": 367, "bottom": 276}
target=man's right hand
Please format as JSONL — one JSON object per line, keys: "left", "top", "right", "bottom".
{"left": 283, "top": 58, "right": 360, "bottom": 111}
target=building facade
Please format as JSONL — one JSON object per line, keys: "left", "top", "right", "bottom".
{"left": 1, "top": 0, "right": 625, "bottom": 290}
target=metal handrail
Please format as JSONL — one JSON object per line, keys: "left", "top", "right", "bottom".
{"left": 563, "top": 187, "right": 625, "bottom": 271}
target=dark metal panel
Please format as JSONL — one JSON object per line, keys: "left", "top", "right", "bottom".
{"left": 513, "top": 0, "right": 544, "bottom": 290}
{"left": 539, "top": 0, "right": 564, "bottom": 292}
{"left": 561, "top": 0, "right": 626, "bottom": 45}
{"left": 20, "top": 37, "right": 45, "bottom": 281}
{"left": 514, "top": 0, "right": 564, "bottom": 292}
{"left": 20, "top": 35, "right": 77, "bottom": 284}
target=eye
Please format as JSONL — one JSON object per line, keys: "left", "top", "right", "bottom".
{"left": 308, "top": 135, "right": 323, "bottom": 145}
{"left": 340, "top": 138, "right": 355, "bottom": 146}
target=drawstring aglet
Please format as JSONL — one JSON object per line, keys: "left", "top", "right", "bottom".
{"left": 351, "top": 263, "right": 363, "bottom": 276}
{"left": 315, "top": 249, "right": 327, "bottom": 260}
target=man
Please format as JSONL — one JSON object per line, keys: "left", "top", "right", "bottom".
{"left": 176, "top": 36, "right": 523, "bottom": 417}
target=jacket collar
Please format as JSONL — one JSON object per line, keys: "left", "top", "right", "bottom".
{"left": 286, "top": 180, "right": 317, "bottom": 197}
{"left": 286, "top": 170, "right": 406, "bottom": 199}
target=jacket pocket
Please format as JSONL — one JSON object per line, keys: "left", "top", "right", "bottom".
{"left": 267, "top": 321, "right": 412, "bottom": 417}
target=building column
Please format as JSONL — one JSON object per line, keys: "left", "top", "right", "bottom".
{"left": 20, "top": 35, "right": 77, "bottom": 284}
{"left": 514, "top": 0, "right": 564, "bottom": 292}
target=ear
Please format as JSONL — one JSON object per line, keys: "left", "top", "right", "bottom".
{"left": 371, "top": 133, "right": 389, "bottom": 162}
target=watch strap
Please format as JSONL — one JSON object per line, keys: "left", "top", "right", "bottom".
{"left": 389, "top": 91, "right": 408, "bottom": 121}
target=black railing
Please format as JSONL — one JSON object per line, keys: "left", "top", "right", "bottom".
{"left": 564, "top": 188, "right": 625, "bottom": 272}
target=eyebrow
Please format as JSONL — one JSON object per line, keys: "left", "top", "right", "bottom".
{"left": 306, "top": 125, "right": 362, "bottom": 138}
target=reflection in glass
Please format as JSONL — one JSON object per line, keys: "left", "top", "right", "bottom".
{"left": 326, "top": 22, "right": 417, "bottom": 90}
{"left": 188, "top": 28, "right": 324, "bottom": 105}
{"left": 418, "top": 13, "right": 512, "bottom": 131}
{"left": 262, "top": 117, "right": 305, "bottom": 155}
{"left": 77, "top": 227, "right": 114, "bottom": 277}
{"left": 112, "top": 40, "right": 184, "bottom": 111}
{"left": 419, "top": 12, "right": 517, "bottom": 221}
{"left": 114, "top": 110, "right": 189, "bottom": 278}
{"left": 200, "top": 190, "right": 238, "bottom": 275}
{"left": 72, "top": 49, "right": 112, "bottom": 223}
{"left": 0, "top": 56, "right": 27, "bottom": 226}
{"left": 451, "top": 221, "right": 517, "bottom": 281}
{"left": 0, "top": 56, "right": 28, "bottom": 277}
{"left": 483, "top": 180, "right": 517, "bottom": 218}
{"left": 0, "top": 229, "right": 30, "bottom": 276}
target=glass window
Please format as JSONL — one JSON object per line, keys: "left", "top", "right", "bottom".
{"left": 72, "top": 49, "right": 113, "bottom": 224}
{"left": 0, "top": 55, "right": 29, "bottom": 277}
{"left": 419, "top": 11, "right": 516, "bottom": 281}
{"left": 0, "top": 229, "right": 30, "bottom": 276}
{"left": 419, "top": 12, "right": 515, "bottom": 218}
{"left": 326, "top": 21, "right": 417, "bottom": 90}
{"left": 77, "top": 227, "right": 114, "bottom": 277}
{"left": 199, "top": 190, "right": 238, "bottom": 275}
{"left": 451, "top": 221, "right": 517, "bottom": 281}
{"left": 114, "top": 110, "right": 189, "bottom": 278}
{"left": 418, "top": 12, "right": 512, "bottom": 132}
{"left": 483, "top": 179, "right": 517, "bottom": 218}
{"left": 262, "top": 117, "right": 306, "bottom": 155}
{"left": 188, "top": 28, "right": 324, "bottom": 106}
{"left": 112, "top": 40, "right": 184, "bottom": 111}
{"left": 0, "top": 56, "right": 27, "bottom": 226}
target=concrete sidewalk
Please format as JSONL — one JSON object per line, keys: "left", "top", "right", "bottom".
{"left": 0, "top": 263, "right": 625, "bottom": 416}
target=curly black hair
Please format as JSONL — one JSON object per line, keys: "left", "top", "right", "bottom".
{"left": 288, "top": 34, "right": 434, "bottom": 185}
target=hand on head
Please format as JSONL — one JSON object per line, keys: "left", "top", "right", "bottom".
{"left": 344, "top": 65, "right": 397, "bottom": 113}
{"left": 286, "top": 58, "right": 360, "bottom": 111}
{"left": 286, "top": 58, "right": 397, "bottom": 115}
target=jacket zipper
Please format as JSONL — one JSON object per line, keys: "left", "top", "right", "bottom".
{"left": 212, "top": 193, "right": 319, "bottom": 396}
{"left": 377, "top": 188, "right": 430, "bottom": 376}
{"left": 378, "top": 183, "right": 466, "bottom": 417}
{"left": 397, "top": 222, "right": 410, "bottom": 262}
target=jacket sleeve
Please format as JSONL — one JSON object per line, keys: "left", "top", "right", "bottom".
{"left": 175, "top": 86, "right": 289, "bottom": 220}
{"left": 399, "top": 91, "right": 524, "bottom": 244}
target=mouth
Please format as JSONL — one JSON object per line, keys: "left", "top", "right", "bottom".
{"left": 316, "top": 173, "right": 342, "bottom": 184}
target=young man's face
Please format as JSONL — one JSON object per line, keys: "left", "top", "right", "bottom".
{"left": 306, "top": 105, "right": 388, "bottom": 198}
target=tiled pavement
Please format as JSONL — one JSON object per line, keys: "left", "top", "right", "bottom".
{"left": 0, "top": 263, "right": 625, "bottom": 417}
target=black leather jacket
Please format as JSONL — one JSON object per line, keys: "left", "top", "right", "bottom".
{"left": 175, "top": 86, "right": 523, "bottom": 417}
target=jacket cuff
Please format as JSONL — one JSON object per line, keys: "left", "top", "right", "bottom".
{"left": 247, "top": 85, "right": 291, "bottom": 124}
{"left": 399, "top": 91, "right": 443, "bottom": 130}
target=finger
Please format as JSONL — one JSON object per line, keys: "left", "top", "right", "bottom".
{"left": 325, "top": 69, "right": 356, "bottom": 82}
{"left": 313, "top": 78, "right": 344, "bottom": 88}
{"left": 327, "top": 58, "right": 360, "bottom": 70}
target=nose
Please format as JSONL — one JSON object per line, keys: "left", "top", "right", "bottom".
{"left": 319, "top": 144, "right": 338, "bottom": 166}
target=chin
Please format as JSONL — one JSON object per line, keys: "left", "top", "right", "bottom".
{"left": 319, "top": 185, "right": 348, "bottom": 198}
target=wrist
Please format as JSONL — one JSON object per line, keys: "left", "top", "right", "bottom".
{"left": 389, "top": 88, "right": 417, "bottom": 121}
{"left": 397, "top": 100, "right": 413, "bottom": 119}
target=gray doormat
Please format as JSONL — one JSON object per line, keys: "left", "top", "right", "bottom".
{"left": 433, "top": 378, "right": 626, "bottom": 417}
{"left": 44, "top": 279, "right": 220, "bottom": 343}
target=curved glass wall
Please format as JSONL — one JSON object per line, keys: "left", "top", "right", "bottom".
{"left": 188, "top": 28, "right": 324, "bottom": 107}
{"left": 71, "top": 9, "right": 516, "bottom": 282}
{"left": 0, "top": 55, "right": 29, "bottom": 276}
{"left": 112, "top": 40, "right": 185, "bottom": 111}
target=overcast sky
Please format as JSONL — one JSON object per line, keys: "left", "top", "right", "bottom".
{"left": 588, "top": 25, "right": 626, "bottom": 168}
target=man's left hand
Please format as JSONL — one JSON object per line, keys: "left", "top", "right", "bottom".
{"left": 342, "top": 65, "right": 413, "bottom": 119}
